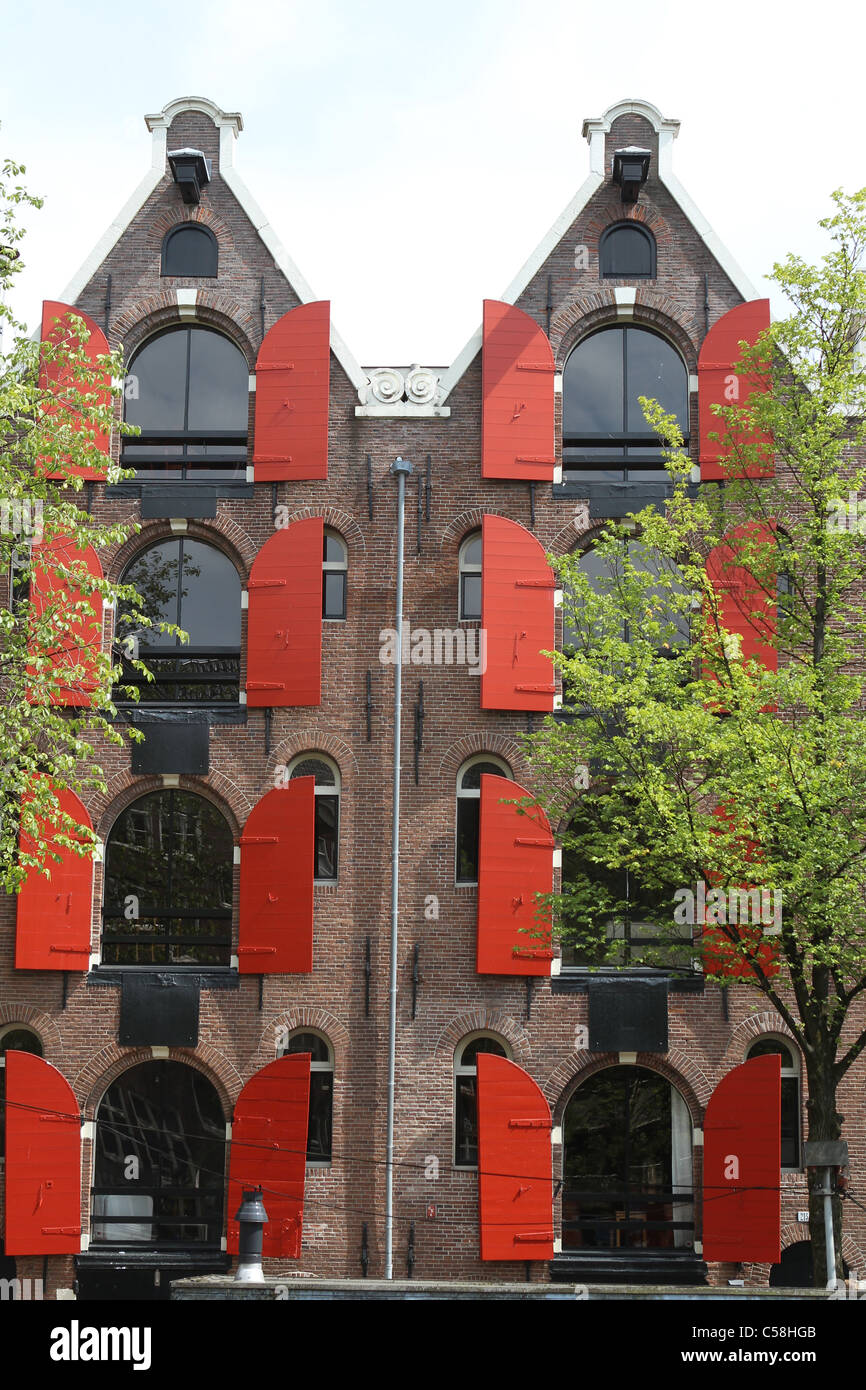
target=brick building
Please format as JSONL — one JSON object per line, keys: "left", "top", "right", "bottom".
{"left": 1, "top": 94, "right": 863, "bottom": 1299}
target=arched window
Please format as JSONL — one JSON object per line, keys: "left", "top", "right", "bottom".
{"left": 563, "top": 538, "right": 691, "bottom": 656}
{"left": 563, "top": 1066, "right": 694, "bottom": 1250}
{"left": 161, "top": 224, "right": 219, "bottom": 278}
{"left": 600, "top": 222, "right": 656, "bottom": 279}
{"left": 123, "top": 326, "right": 248, "bottom": 480}
{"left": 562, "top": 326, "right": 688, "bottom": 481}
{"left": 288, "top": 755, "right": 340, "bottom": 881}
{"left": 115, "top": 538, "right": 241, "bottom": 705}
{"left": 0, "top": 1027, "right": 43, "bottom": 1161}
{"left": 91, "top": 1060, "right": 225, "bottom": 1247}
{"left": 281, "top": 1030, "right": 334, "bottom": 1163}
{"left": 322, "top": 530, "right": 347, "bottom": 620}
{"left": 455, "top": 754, "right": 512, "bottom": 884}
{"left": 454, "top": 1033, "right": 511, "bottom": 1168}
{"left": 560, "top": 791, "right": 693, "bottom": 971}
{"left": 102, "top": 790, "right": 233, "bottom": 966}
{"left": 747, "top": 1037, "right": 801, "bottom": 1169}
{"left": 458, "top": 531, "right": 482, "bottom": 621}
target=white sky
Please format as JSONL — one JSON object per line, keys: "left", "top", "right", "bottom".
{"left": 2, "top": 0, "right": 863, "bottom": 367}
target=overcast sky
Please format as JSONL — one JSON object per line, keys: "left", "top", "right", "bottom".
{"left": 1, "top": 0, "right": 862, "bottom": 366}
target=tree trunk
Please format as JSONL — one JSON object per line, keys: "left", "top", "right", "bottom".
{"left": 804, "top": 1056, "right": 845, "bottom": 1288}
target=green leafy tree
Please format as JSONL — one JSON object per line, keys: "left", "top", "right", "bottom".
{"left": 526, "top": 190, "right": 866, "bottom": 1285}
{"left": 0, "top": 154, "right": 178, "bottom": 893}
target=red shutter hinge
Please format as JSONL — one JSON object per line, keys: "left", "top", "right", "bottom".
{"left": 246, "top": 682, "right": 287, "bottom": 690}
{"left": 516, "top": 361, "right": 554, "bottom": 372}
{"left": 239, "top": 836, "right": 280, "bottom": 844}
{"left": 257, "top": 361, "right": 295, "bottom": 370}
{"left": 514, "top": 683, "right": 556, "bottom": 693}
{"left": 512, "top": 947, "right": 555, "bottom": 960}
{"left": 236, "top": 946, "right": 278, "bottom": 954}
{"left": 508, "top": 1118, "right": 552, "bottom": 1130}
{"left": 514, "top": 836, "right": 555, "bottom": 848}
{"left": 41, "top": 1226, "right": 82, "bottom": 1236}
{"left": 248, "top": 579, "right": 288, "bottom": 589}
{"left": 514, "top": 1230, "right": 554, "bottom": 1243}
{"left": 514, "top": 456, "right": 556, "bottom": 466}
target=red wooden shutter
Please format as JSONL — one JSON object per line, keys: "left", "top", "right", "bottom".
{"left": 39, "top": 300, "right": 111, "bottom": 481}
{"left": 698, "top": 299, "right": 772, "bottom": 480}
{"left": 703, "top": 1053, "right": 781, "bottom": 1263}
{"left": 705, "top": 523, "right": 776, "bottom": 673}
{"left": 227, "top": 1054, "right": 310, "bottom": 1259}
{"left": 16, "top": 784, "right": 94, "bottom": 971}
{"left": 477, "top": 774, "right": 554, "bottom": 976}
{"left": 238, "top": 780, "right": 315, "bottom": 973}
{"left": 4, "top": 1051, "right": 81, "bottom": 1254}
{"left": 253, "top": 302, "right": 330, "bottom": 481}
{"left": 702, "top": 804, "right": 780, "bottom": 981}
{"left": 480, "top": 514, "right": 556, "bottom": 711}
{"left": 477, "top": 1053, "right": 553, "bottom": 1261}
{"left": 28, "top": 535, "right": 104, "bottom": 707}
{"left": 246, "top": 517, "right": 322, "bottom": 707}
{"left": 481, "top": 300, "right": 556, "bottom": 481}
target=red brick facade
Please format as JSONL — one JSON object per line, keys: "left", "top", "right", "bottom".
{"left": 2, "top": 96, "right": 864, "bottom": 1297}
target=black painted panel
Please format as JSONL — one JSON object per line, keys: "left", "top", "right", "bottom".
{"left": 131, "top": 719, "right": 209, "bottom": 775}
{"left": 587, "top": 976, "right": 669, "bottom": 1051}
{"left": 140, "top": 486, "right": 218, "bottom": 519}
{"left": 119, "top": 973, "right": 201, "bottom": 1046}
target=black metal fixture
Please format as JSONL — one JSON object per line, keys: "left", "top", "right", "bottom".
{"left": 234, "top": 1187, "right": 268, "bottom": 1283}
{"left": 167, "top": 148, "right": 212, "bottom": 205}
{"left": 612, "top": 146, "right": 651, "bottom": 204}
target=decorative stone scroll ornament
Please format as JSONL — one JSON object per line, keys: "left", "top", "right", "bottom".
{"left": 404, "top": 366, "right": 439, "bottom": 405}
{"left": 368, "top": 368, "right": 405, "bottom": 405}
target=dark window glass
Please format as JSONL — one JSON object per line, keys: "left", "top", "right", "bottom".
{"left": 459, "top": 760, "right": 507, "bottom": 792}
{"left": 314, "top": 797, "right": 338, "bottom": 880}
{"left": 747, "top": 1039, "right": 800, "bottom": 1167}
{"left": 323, "top": 534, "right": 345, "bottom": 564}
{"left": 161, "top": 225, "right": 218, "bottom": 278}
{"left": 123, "top": 327, "right": 248, "bottom": 481}
{"left": 115, "top": 539, "right": 240, "bottom": 706}
{"left": 461, "top": 574, "right": 481, "bottom": 621}
{"left": 102, "top": 790, "right": 233, "bottom": 966}
{"left": 563, "top": 1067, "right": 693, "bottom": 1251}
{"left": 290, "top": 759, "right": 339, "bottom": 880}
{"left": 323, "top": 572, "right": 346, "bottom": 619}
{"left": 560, "top": 795, "right": 693, "bottom": 972}
{"left": 92, "top": 1061, "right": 224, "bottom": 1247}
{"left": 0, "top": 1029, "right": 43, "bottom": 1160}
{"left": 454, "top": 1037, "right": 507, "bottom": 1167}
{"left": 563, "top": 540, "right": 691, "bottom": 654}
{"left": 456, "top": 800, "right": 480, "bottom": 882}
{"left": 562, "top": 327, "right": 688, "bottom": 479}
{"left": 286, "top": 1033, "right": 333, "bottom": 1161}
{"left": 600, "top": 223, "right": 655, "bottom": 278}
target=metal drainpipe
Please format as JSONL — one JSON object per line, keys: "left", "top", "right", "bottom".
{"left": 386, "top": 456, "right": 412, "bottom": 1279}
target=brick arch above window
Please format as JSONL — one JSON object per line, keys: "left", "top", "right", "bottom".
{"left": 550, "top": 291, "right": 698, "bottom": 372}
{"left": 720, "top": 1012, "right": 800, "bottom": 1071}
{"left": 76, "top": 1044, "right": 241, "bottom": 1120}
{"left": 0, "top": 1004, "right": 64, "bottom": 1060}
{"left": 548, "top": 1051, "right": 707, "bottom": 1122}
{"left": 263, "top": 1008, "right": 350, "bottom": 1068}
{"left": 438, "top": 733, "right": 529, "bottom": 782}
{"left": 91, "top": 772, "right": 246, "bottom": 842}
{"left": 435, "top": 1011, "right": 530, "bottom": 1068}
{"left": 110, "top": 295, "right": 257, "bottom": 366}
{"left": 276, "top": 506, "right": 366, "bottom": 557}
{"left": 106, "top": 516, "right": 255, "bottom": 585}
{"left": 148, "top": 205, "right": 234, "bottom": 257}
{"left": 266, "top": 733, "right": 360, "bottom": 784}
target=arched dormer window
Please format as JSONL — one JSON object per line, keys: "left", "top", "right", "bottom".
{"left": 600, "top": 222, "right": 656, "bottom": 279}
{"left": 123, "top": 326, "right": 248, "bottom": 481}
{"left": 562, "top": 326, "right": 688, "bottom": 482}
{"left": 161, "top": 224, "right": 219, "bottom": 278}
